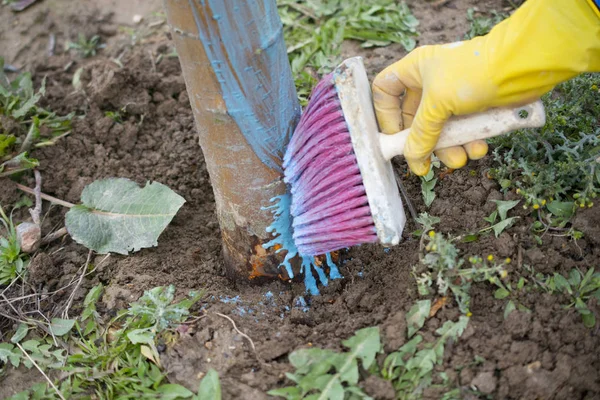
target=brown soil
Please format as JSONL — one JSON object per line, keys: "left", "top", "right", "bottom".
{"left": 1, "top": 0, "right": 599, "bottom": 399}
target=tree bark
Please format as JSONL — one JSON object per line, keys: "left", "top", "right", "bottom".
{"left": 163, "top": 0, "right": 300, "bottom": 282}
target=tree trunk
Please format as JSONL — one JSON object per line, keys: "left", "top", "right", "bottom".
{"left": 163, "top": 0, "right": 300, "bottom": 282}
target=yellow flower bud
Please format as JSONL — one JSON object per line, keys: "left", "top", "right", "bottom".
{"left": 428, "top": 230, "right": 435, "bottom": 238}
{"left": 505, "top": 257, "right": 511, "bottom": 264}
{"left": 466, "top": 312, "right": 473, "bottom": 317}
{"left": 541, "top": 199, "right": 547, "bottom": 206}
{"left": 533, "top": 204, "right": 540, "bottom": 210}
{"left": 487, "top": 255, "right": 494, "bottom": 261}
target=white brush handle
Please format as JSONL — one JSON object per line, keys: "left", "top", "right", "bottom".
{"left": 378, "top": 100, "right": 546, "bottom": 161}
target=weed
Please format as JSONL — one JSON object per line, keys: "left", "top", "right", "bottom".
{"left": 490, "top": 74, "right": 600, "bottom": 224}
{"left": 540, "top": 268, "right": 600, "bottom": 328}
{"left": 480, "top": 199, "right": 520, "bottom": 238}
{"left": 0, "top": 205, "right": 28, "bottom": 285}
{"left": 413, "top": 229, "right": 509, "bottom": 315}
{"left": 269, "top": 326, "right": 380, "bottom": 399}
{"left": 4, "top": 284, "right": 215, "bottom": 398}
{"left": 271, "top": 312, "right": 470, "bottom": 400}
{"left": 382, "top": 316, "right": 469, "bottom": 399}
{"left": 278, "top": 0, "right": 419, "bottom": 104}
{"left": 0, "top": 58, "right": 73, "bottom": 176}
{"left": 420, "top": 159, "right": 440, "bottom": 208}
{"left": 104, "top": 110, "right": 123, "bottom": 123}
{"left": 66, "top": 34, "right": 105, "bottom": 58}
{"left": 463, "top": 8, "right": 508, "bottom": 40}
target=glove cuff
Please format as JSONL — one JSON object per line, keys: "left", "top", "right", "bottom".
{"left": 587, "top": 0, "right": 600, "bottom": 18}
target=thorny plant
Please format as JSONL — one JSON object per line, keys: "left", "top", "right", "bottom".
{"left": 0, "top": 205, "right": 28, "bottom": 285}
{"left": 490, "top": 74, "right": 600, "bottom": 226}
{"left": 278, "top": 0, "right": 419, "bottom": 104}
{"left": 1, "top": 284, "right": 221, "bottom": 399}
{"left": 0, "top": 58, "right": 73, "bottom": 177}
{"left": 66, "top": 34, "right": 105, "bottom": 58}
{"left": 413, "top": 213, "right": 510, "bottom": 315}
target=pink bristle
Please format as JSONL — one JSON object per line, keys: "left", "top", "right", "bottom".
{"left": 285, "top": 139, "right": 353, "bottom": 185}
{"left": 284, "top": 119, "right": 349, "bottom": 172}
{"left": 295, "top": 212, "right": 374, "bottom": 238}
{"left": 291, "top": 175, "right": 364, "bottom": 215}
{"left": 283, "top": 72, "right": 378, "bottom": 256}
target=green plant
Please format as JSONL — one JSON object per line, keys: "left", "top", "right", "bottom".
{"left": 278, "top": 0, "right": 419, "bottom": 104}
{"left": 0, "top": 58, "right": 72, "bottom": 176}
{"left": 463, "top": 8, "right": 508, "bottom": 40}
{"left": 541, "top": 268, "right": 600, "bottom": 328}
{"left": 0, "top": 205, "right": 28, "bottom": 285}
{"left": 413, "top": 230, "right": 509, "bottom": 315}
{"left": 104, "top": 110, "right": 124, "bottom": 123}
{"left": 382, "top": 316, "right": 469, "bottom": 399}
{"left": 6, "top": 284, "right": 214, "bottom": 399}
{"left": 420, "top": 159, "right": 440, "bottom": 208}
{"left": 268, "top": 326, "right": 381, "bottom": 399}
{"left": 66, "top": 34, "right": 105, "bottom": 58}
{"left": 480, "top": 199, "right": 520, "bottom": 238}
{"left": 490, "top": 74, "right": 600, "bottom": 223}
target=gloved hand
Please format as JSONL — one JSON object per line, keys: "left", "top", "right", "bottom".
{"left": 372, "top": 0, "right": 600, "bottom": 176}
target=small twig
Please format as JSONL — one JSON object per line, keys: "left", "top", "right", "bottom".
{"left": 214, "top": 312, "right": 256, "bottom": 354}
{"left": 41, "top": 227, "right": 69, "bottom": 245}
{"left": 16, "top": 343, "right": 66, "bottom": 400}
{"left": 62, "top": 250, "right": 93, "bottom": 319}
{"left": 16, "top": 184, "right": 75, "bottom": 208}
{"left": 30, "top": 170, "right": 42, "bottom": 225}
{"left": 48, "top": 33, "right": 56, "bottom": 57}
{"left": 394, "top": 168, "right": 418, "bottom": 222}
{"left": 181, "top": 314, "right": 207, "bottom": 325}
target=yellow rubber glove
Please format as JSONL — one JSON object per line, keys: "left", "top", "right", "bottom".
{"left": 372, "top": 0, "right": 600, "bottom": 176}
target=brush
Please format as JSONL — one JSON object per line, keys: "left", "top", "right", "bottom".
{"left": 283, "top": 57, "right": 546, "bottom": 256}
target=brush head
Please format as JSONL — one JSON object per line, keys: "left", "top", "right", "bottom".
{"left": 282, "top": 57, "right": 405, "bottom": 256}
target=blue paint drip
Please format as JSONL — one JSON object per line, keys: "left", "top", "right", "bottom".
{"left": 189, "top": 0, "right": 301, "bottom": 171}
{"left": 263, "top": 194, "right": 343, "bottom": 295}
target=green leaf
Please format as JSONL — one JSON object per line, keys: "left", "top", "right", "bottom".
{"left": 581, "top": 312, "right": 596, "bottom": 329}
{"left": 493, "top": 199, "right": 520, "bottom": 221}
{"left": 547, "top": 201, "right": 575, "bottom": 218}
{"left": 127, "top": 328, "right": 154, "bottom": 345}
{"left": 484, "top": 211, "right": 497, "bottom": 224}
{"left": 383, "top": 335, "right": 422, "bottom": 379}
{"left": 341, "top": 326, "right": 380, "bottom": 370}
{"left": 49, "top": 318, "right": 75, "bottom": 336}
{"left": 0, "top": 343, "right": 21, "bottom": 367}
{"left": 553, "top": 273, "right": 572, "bottom": 294}
{"left": 462, "top": 234, "right": 479, "bottom": 243}
{"left": 313, "top": 374, "right": 344, "bottom": 399}
{"left": 406, "top": 300, "right": 431, "bottom": 338}
{"left": 504, "top": 300, "right": 516, "bottom": 319}
{"left": 197, "top": 369, "right": 221, "bottom": 400}
{"left": 415, "top": 213, "right": 441, "bottom": 232}
{"left": 81, "top": 284, "right": 103, "bottom": 321}
{"left": 0, "top": 152, "right": 39, "bottom": 177}
{"left": 65, "top": 178, "right": 185, "bottom": 255}
{"left": 494, "top": 288, "right": 510, "bottom": 300}
{"left": 490, "top": 217, "right": 519, "bottom": 238}
{"left": 568, "top": 269, "right": 582, "bottom": 288}
{"left": 267, "top": 387, "right": 301, "bottom": 399}
{"left": 10, "top": 323, "right": 28, "bottom": 343}
{"left": 156, "top": 384, "right": 194, "bottom": 399}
